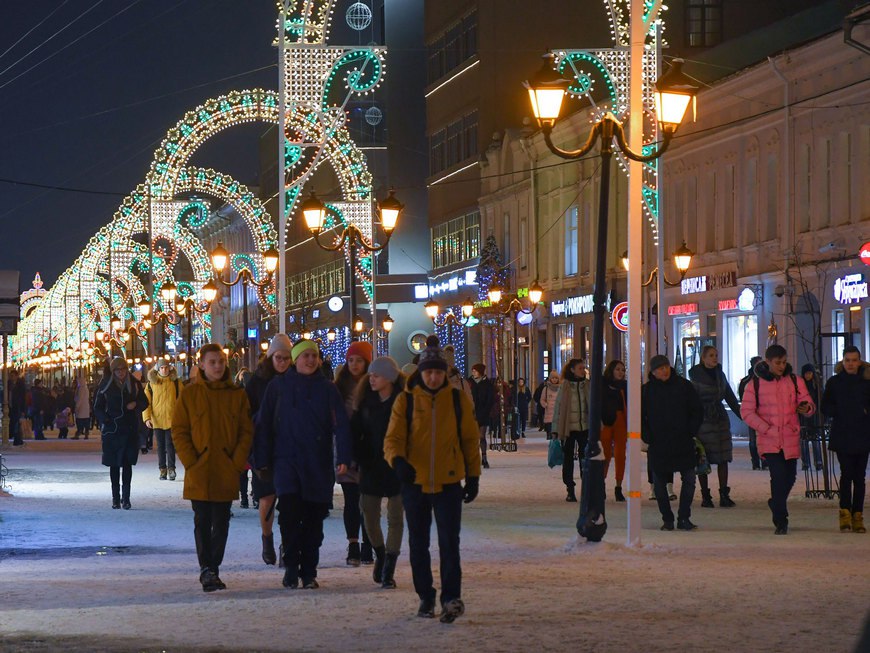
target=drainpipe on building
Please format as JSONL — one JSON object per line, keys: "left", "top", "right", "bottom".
{"left": 768, "top": 56, "right": 792, "bottom": 260}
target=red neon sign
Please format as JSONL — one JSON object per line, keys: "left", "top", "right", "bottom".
{"left": 668, "top": 303, "right": 699, "bottom": 316}
{"left": 860, "top": 242, "right": 870, "bottom": 266}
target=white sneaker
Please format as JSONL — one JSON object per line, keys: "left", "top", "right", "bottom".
{"left": 667, "top": 483, "right": 677, "bottom": 500}
{"left": 648, "top": 484, "right": 657, "bottom": 500}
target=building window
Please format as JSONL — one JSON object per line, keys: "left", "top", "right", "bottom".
{"left": 431, "top": 211, "right": 481, "bottom": 269}
{"left": 686, "top": 0, "right": 722, "bottom": 47}
{"left": 426, "top": 10, "right": 478, "bottom": 84}
{"left": 765, "top": 155, "right": 778, "bottom": 240}
{"left": 821, "top": 138, "right": 832, "bottom": 229}
{"left": 723, "top": 164, "right": 735, "bottom": 248}
{"left": 555, "top": 323, "right": 574, "bottom": 374}
{"left": 744, "top": 158, "right": 757, "bottom": 243}
{"left": 799, "top": 143, "right": 812, "bottom": 232}
{"left": 429, "top": 111, "right": 478, "bottom": 176}
{"left": 565, "top": 206, "right": 578, "bottom": 276}
{"left": 519, "top": 217, "right": 528, "bottom": 269}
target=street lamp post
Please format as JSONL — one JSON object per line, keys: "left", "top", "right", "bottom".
{"left": 170, "top": 280, "right": 216, "bottom": 372}
{"left": 425, "top": 297, "right": 476, "bottom": 344}
{"left": 210, "top": 244, "right": 278, "bottom": 369}
{"left": 526, "top": 56, "right": 698, "bottom": 541}
{"left": 301, "top": 189, "right": 403, "bottom": 342}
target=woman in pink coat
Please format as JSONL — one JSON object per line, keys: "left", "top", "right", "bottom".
{"left": 741, "top": 345, "right": 815, "bottom": 534}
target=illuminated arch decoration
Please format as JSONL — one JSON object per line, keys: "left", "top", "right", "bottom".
{"left": 552, "top": 0, "right": 667, "bottom": 242}
{"left": 12, "top": 1, "right": 385, "bottom": 364}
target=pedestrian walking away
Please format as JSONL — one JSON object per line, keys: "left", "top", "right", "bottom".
{"left": 738, "top": 356, "right": 765, "bottom": 470}
{"left": 513, "top": 378, "right": 532, "bottom": 437}
{"left": 688, "top": 346, "right": 742, "bottom": 508}
{"left": 470, "top": 363, "right": 495, "bottom": 468}
{"left": 799, "top": 364, "right": 825, "bottom": 472}
{"left": 539, "top": 371, "right": 560, "bottom": 440}
{"left": 820, "top": 346, "right": 870, "bottom": 533}
{"left": 172, "top": 344, "right": 253, "bottom": 592}
{"left": 642, "top": 355, "right": 704, "bottom": 531}
{"left": 143, "top": 360, "right": 181, "bottom": 481}
{"left": 93, "top": 357, "right": 147, "bottom": 510}
{"left": 351, "top": 355, "right": 406, "bottom": 588}
{"left": 551, "top": 359, "right": 590, "bottom": 503}
{"left": 741, "top": 345, "right": 815, "bottom": 535}
{"left": 384, "top": 335, "right": 481, "bottom": 623}
{"left": 254, "top": 339, "right": 352, "bottom": 590}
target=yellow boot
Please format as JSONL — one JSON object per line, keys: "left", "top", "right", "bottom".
{"left": 839, "top": 509, "right": 852, "bottom": 531}
{"left": 852, "top": 511, "right": 866, "bottom": 533}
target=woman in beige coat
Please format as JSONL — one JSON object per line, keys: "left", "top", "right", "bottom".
{"left": 172, "top": 344, "right": 253, "bottom": 592}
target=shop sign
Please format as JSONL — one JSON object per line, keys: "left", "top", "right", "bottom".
{"left": 718, "top": 288, "right": 756, "bottom": 312}
{"left": 680, "top": 270, "right": 738, "bottom": 295}
{"left": 860, "top": 242, "right": 870, "bottom": 266}
{"left": 834, "top": 273, "right": 868, "bottom": 305}
{"left": 668, "top": 303, "right": 698, "bottom": 316}
{"left": 718, "top": 299, "right": 738, "bottom": 311}
{"left": 429, "top": 270, "right": 478, "bottom": 296}
{"left": 611, "top": 302, "right": 629, "bottom": 332}
{"left": 550, "top": 292, "right": 611, "bottom": 318}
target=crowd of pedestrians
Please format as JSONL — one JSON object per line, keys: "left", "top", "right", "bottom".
{"left": 5, "top": 335, "right": 868, "bottom": 619}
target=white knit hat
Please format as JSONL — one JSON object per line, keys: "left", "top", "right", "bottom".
{"left": 266, "top": 334, "right": 292, "bottom": 357}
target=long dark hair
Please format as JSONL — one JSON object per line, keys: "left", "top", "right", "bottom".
{"left": 561, "top": 358, "right": 585, "bottom": 381}
{"left": 603, "top": 360, "right": 625, "bottom": 383}
{"left": 335, "top": 360, "right": 369, "bottom": 402}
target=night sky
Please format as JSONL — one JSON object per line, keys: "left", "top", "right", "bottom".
{"left": 0, "top": 1, "right": 315, "bottom": 292}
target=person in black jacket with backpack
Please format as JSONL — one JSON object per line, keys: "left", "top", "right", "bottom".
{"left": 821, "top": 345, "right": 870, "bottom": 533}
{"left": 351, "top": 356, "right": 406, "bottom": 588}
{"left": 738, "top": 356, "right": 765, "bottom": 470}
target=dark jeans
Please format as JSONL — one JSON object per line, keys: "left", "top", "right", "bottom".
{"left": 277, "top": 493, "right": 329, "bottom": 584}
{"left": 562, "top": 430, "right": 588, "bottom": 489}
{"left": 518, "top": 409, "right": 527, "bottom": 434}
{"left": 58, "top": 427, "right": 68, "bottom": 439}
{"left": 340, "top": 481, "right": 371, "bottom": 546}
{"left": 109, "top": 464, "right": 132, "bottom": 501}
{"left": 647, "top": 456, "right": 673, "bottom": 486}
{"left": 191, "top": 500, "right": 231, "bottom": 573}
{"left": 154, "top": 428, "right": 175, "bottom": 469}
{"left": 32, "top": 412, "right": 45, "bottom": 439}
{"left": 748, "top": 428, "right": 761, "bottom": 468}
{"left": 653, "top": 468, "right": 696, "bottom": 523}
{"left": 764, "top": 451, "right": 797, "bottom": 526}
{"left": 800, "top": 438, "right": 822, "bottom": 470}
{"left": 401, "top": 482, "right": 463, "bottom": 605}
{"left": 11, "top": 413, "right": 22, "bottom": 445}
{"left": 837, "top": 451, "right": 869, "bottom": 513}
{"left": 75, "top": 418, "right": 90, "bottom": 436}
{"left": 239, "top": 470, "right": 250, "bottom": 499}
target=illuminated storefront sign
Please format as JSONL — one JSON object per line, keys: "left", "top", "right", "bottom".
{"left": 718, "top": 288, "right": 757, "bottom": 312}
{"left": 550, "top": 292, "right": 612, "bottom": 318}
{"left": 429, "top": 270, "right": 478, "bottom": 296}
{"left": 681, "top": 270, "right": 738, "bottom": 295}
{"left": 834, "top": 273, "right": 868, "bottom": 305}
{"left": 611, "top": 302, "right": 629, "bottom": 332}
{"left": 668, "top": 303, "right": 698, "bottom": 316}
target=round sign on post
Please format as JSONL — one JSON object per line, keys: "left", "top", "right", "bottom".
{"left": 859, "top": 242, "right": 870, "bottom": 266}
{"left": 611, "top": 301, "right": 629, "bottom": 333}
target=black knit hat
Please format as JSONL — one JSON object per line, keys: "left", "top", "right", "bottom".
{"left": 417, "top": 335, "right": 448, "bottom": 372}
{"left": 649, "top": 354, "right": 670, "bottom": 372}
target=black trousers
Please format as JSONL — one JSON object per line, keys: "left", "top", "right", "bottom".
{"left": 109, "top": 464, "right": 132, "bottom": 501}
{"left": 277, "top": 493, "right": 329, "bottom": 584}
{"left": 340, "top": 481, "right": 371, "bottom": 546}
{"left": 191, "top": 500, "right": 231, "bottom": 573}
{"left": 764, "top": 451, "right": 797, "bottom": 526}
{"left": 401, "top": 482, "right": 463, "bottom": 605}
{"left": 562, "top": 430, "right": 588, "bottom": 489}
{"left": 837, "top": 451, "right": 869, "bottom": 513}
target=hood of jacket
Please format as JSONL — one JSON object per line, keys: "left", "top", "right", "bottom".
{"left": 833, "top": 360, "right": 870, "bottom": 379}
{"left": 148, "top": 366, "right": 178, "bottom": 384}
{"left": 754, "top": 360, "right": 793, "bottom": 382}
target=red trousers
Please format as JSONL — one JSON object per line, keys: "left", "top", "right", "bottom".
{"left": 601, "top": 410, "right": 627, "bottom": 484}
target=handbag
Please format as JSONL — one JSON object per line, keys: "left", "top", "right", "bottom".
{"left": 547, "top": 438, "right": 564, "bottom": 468}
{"left": 694, "top": 437, "right": 711, "bottom": 476}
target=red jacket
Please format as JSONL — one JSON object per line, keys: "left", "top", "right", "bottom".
{"left": 741, "top": 362, "right": 815, "bottom": 460}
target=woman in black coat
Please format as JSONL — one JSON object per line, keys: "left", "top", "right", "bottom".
{"left": 688, "top": 346, "right": 742, "bottom": 508}
{"left": 513, "top": 378, "right": 532, "bottom": 436}
{"left": 351, "top": 356, "right": 405, "bottom": 588}
{"left": 93, "top": 357, "right": 147, "bottom": 509}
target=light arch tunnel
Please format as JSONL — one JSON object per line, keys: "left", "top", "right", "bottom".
{"left": 10, "top": 88, "right": 378, "bottom": 364}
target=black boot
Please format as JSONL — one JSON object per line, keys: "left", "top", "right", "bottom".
{"left": 566, "top": 486, "right": 577, "bottom": 502}
{"left": 719, "top": 486, "right": 736, "bottom": 508}
{"left": 346, "top": 541, "right": 361, "bottom": 567}
{"left": 372, "top": 546, "right": 386, "bottom": 584}
{"left": 382, "top": 552, "right": 398, "bottom": 589}
{"left": 262, "top": 534, "right": 277, "bottom": 565}
{"left": 614, "top": 486, "right": 626, "bottom": 502}
{"left": 700, "top": 488, "right": 715, "bottom": 508}
{"left": 360, "top": 540, "right": 374, "bottom": 565}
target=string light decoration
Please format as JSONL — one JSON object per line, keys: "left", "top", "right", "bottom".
{"left": 552, "top": 0, "right": 669, "bottom": 242}
{"left": 12, "top": 1, "right": 383, "bottom": 366}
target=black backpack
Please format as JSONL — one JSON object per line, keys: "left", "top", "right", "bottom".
{"left": 752, "top": 373, "right": 798, "bottom": 408}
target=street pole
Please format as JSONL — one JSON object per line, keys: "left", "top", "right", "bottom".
{"left": 2, "top": 335, "right": 9, "bottom": 446}
{"left": 348, "top": 240, "right": 358, "bottom": 342}
{"left": 277, "top": 0, "right": 288, "bottom": 334}
{"left": 242, "top": 278, "right": 250, "bottom": 369}
{"left": 626, "top": 0, "right": 647, "bottom": 546}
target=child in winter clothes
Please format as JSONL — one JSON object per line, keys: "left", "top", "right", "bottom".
{"left": 55, "top": 407, "right": 71, "bottom": 439}
{"left": 384, "top": 335, "right": 481, "bottom": 623}
{"left": 741, "top": 345, "right": 815, "bottom": 535}
{"left": 254, "top": 339, "right": 352, "bottom": 590}
{"left": 172, "top": 344, "right": 253, "bottom": 592}
{"left": 351, "top": 356, "right": 405, "bottom": 588}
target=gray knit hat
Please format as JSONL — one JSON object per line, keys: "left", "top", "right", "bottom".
{"left": 266, "top": 333, "right": 292, "bottom": 357}
{"left": 368, "top": 356, "right": 400, "bottom": 383}
{"left": 649, "top": 354, "right": 670, "bottom": 372}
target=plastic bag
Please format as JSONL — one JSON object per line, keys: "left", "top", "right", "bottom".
{"left": 694, "top": 437, "right": 711, "bottom": 476}
{"left": 547, "top": 438, "right": 564, "bottom": 468}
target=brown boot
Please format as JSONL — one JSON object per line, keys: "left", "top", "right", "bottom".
{"left": 839, "top": 508, "right": 852, "bottom": 532}
{"left": 853, "top": 511, "right": 866, "bottom": 533}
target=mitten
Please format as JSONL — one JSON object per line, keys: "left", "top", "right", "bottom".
{"left": 463, "top": 476, "right": 479, "bottom": 503}
{"left": 392, "top": 456, "right": 417, "bottom": 484}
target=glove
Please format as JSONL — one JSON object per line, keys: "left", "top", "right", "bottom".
{"left": 255, "top": 467, "right": 273, "bottom": 484}
{"left": 463, "top": 476, "right": 479, "bottom": 504}
{"left": 392, "top": 456, "right": 416, "bottom": 484}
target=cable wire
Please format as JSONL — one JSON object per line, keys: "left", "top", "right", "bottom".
{"left": 0, "top": 0, "right": 72, "bottom": 62}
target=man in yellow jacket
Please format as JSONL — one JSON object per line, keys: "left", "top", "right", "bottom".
{"left": 384, "top": 335, "right": 481, "bottom": 623}
{"left": 143, "top": 360, "right": 180, "bottom": 480}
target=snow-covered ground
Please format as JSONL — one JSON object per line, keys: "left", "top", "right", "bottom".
{"left": 0, "top": 434, "right": 868, "bottom": 653}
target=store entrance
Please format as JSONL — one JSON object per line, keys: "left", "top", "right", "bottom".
{"left": 677, "top": 336, "right": 716, "bottom": 377}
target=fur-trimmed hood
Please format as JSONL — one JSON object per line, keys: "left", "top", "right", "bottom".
{"left": 832, "top": 360, "right": 870, "bottom": 379}
{"left": 148, "top": 365, "right": 178, "bottom": 384}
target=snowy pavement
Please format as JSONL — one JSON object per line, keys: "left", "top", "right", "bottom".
{"left": 0, "top": 434, "right": 868, "bottom": 653}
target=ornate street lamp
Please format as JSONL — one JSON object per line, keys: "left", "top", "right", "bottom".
{"left": 302, "top": 189, "right": 403, "bottom": 341}
{"left": 526, "top": 55, "right": 698, "bottom": 542}
{"left": 210, "top": 242, "right": 278, "bottom": 368}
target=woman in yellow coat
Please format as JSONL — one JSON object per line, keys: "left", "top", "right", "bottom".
{"left": 172, "top": 344, "right": 253, "bottom": 592}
